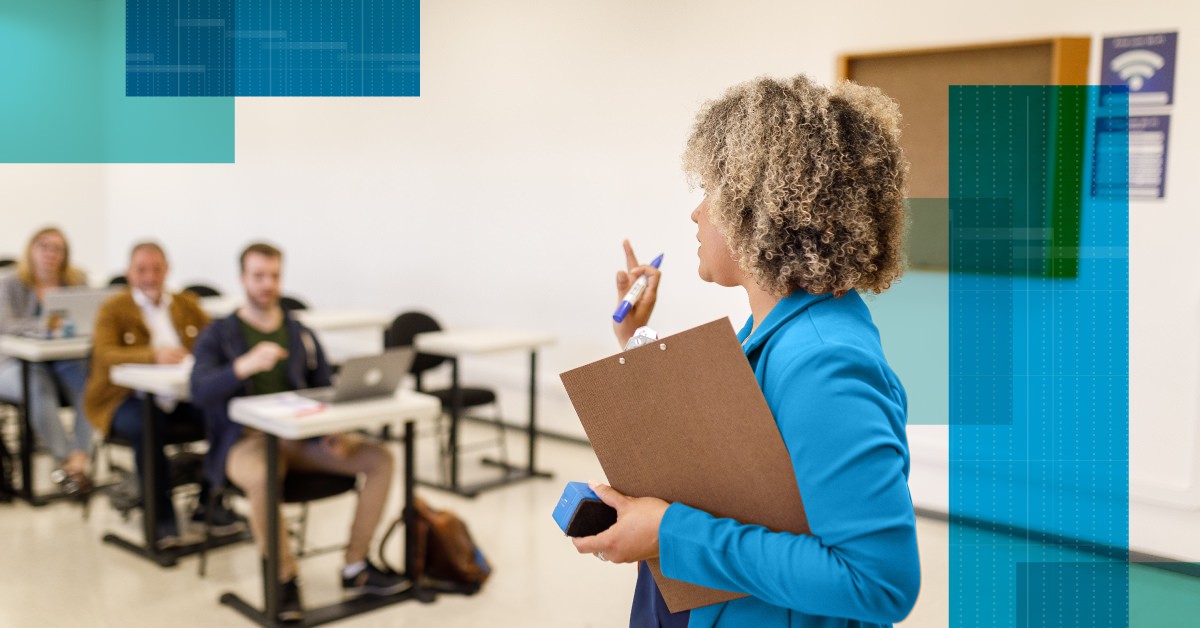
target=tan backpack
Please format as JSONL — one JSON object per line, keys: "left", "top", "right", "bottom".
{"left": 382, "top": 494, "right": 492, "bottom": 594}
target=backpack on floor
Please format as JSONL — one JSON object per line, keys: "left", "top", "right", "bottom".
{"left": 381, "top": 494, "right": 492, "bottom": 594}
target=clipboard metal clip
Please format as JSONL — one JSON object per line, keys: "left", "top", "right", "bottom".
{"left": 623, "top": 326, "right": 660, "bottom": 352}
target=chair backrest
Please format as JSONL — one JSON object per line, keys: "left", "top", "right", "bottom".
{"left": 183, "top": 283, "right": 221, "bottom": 298}
{"left": 0, "top": 258, "right": 15, "bottom": 269}
{"left": 385, "top": 311, "right": 446, "bottom": 381}
{"left": 108, "top": 275, "right": 128, "bottom": 286}
{"left": 279, "top": 295, "right": 308, "bottom": 312}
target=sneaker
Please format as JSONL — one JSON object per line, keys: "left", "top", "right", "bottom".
{"left": 50, "top": 468, "right": 92, "bottom": 497}
{"left": 278, "top": 578, "right": 304, "bottom": 623}
{"left": 155, "top": 519, "right": 182, "bottom": 550}
{"left": 191, "top": 500, "right": 247, "bottom": 536}
{"left": 341, "top": 561, "right": 412, "bottom": 597}
{"left": 106, "top": 473, "right": 142, "bottom": 514}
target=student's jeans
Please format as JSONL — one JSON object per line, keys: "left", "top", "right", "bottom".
{"left": 0, "top": 358, "right": 93, "bottom": 463}
{"left": 109, "top": 397, "right": 208, "bottom": 528}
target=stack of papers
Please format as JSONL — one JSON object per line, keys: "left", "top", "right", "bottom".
{"left": 235, "top": 392, "right": 327, "bottom": 419}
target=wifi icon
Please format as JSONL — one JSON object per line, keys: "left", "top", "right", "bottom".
{"left": 1111, "top": 49, "right": 1165, "bottom": 91}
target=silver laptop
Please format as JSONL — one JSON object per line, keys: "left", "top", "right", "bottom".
{"left": 297, "top": 348, "right": 415, "bottom": 403}
{"left": 40, "top": 287, "right": 120, "bottom": 337}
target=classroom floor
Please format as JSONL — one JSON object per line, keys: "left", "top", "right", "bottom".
{"left": 0, "top": 421, "right": 951, "bottom": 627}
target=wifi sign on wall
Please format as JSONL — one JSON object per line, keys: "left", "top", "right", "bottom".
{"left": 1101, "top": 32, "right": 1178, "bottom": 107}
{"left": 1097, "top": 31, "right": 1177, "bottom": 200}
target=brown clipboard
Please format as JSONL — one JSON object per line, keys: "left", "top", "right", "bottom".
{"left": 560, "top": 318, "right": 810, "bottom": 612}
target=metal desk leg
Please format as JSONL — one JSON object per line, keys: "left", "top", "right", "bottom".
{"left": 17, "top": 359, "right": 38, "bottom": 505}
{"left": 101, "top": 393, "right": 180, "bottom": 567}
{"left": 141, "top": 394, "right": 161, "bottom": 560}
{"left": 404, "top": 420, "right": 416, "bottom": 577}
{"left": 423, "top": 350, "right": 553, "bottom": 498}
{"left": 526, "top": 350, "right": 538, "bottom": 476}
{"left": 264, "top": 433, "right": 281, "bottom": 622}
{"left": 448, "top": 356, "right": 461, "bottom": 491}
{"left": 219, "top": 433, "right": 283, "bottom": 627}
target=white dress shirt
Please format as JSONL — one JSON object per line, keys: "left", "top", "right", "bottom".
{"left": 132, "top": 288, "right": 182, "bottom": 411}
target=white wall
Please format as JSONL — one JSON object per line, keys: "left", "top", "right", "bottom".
{"left": 4, "top": 0, "right": 1198, "bottom": 560}
{"left": 0, "top": 166, "right": 107, "bottom": 279}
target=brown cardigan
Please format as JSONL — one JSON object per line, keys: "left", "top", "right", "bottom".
{"left": 84, "top": 290, "right": 210, "bottom": 434}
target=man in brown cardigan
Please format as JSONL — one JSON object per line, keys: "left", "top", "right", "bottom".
{"left": 85, "top": 242, "right": 241, "bottom": 547}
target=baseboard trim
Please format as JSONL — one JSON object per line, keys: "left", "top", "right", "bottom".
{"left": 914, "top": 506, "right": 1200, "bottom": 578}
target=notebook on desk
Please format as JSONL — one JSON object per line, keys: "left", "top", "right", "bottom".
{"left": 296, "top": 348, "right": 415, "bottom": 404}
{"left": 36, "top": 287, "right": 120, "bottom": 337}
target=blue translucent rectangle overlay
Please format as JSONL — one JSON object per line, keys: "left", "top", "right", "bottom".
{"left": 950, "top": 86, "right": 1129, "bottom": 626}
{"left": 126, "top": 0, "right": 420, "bottom": 97}
{"left": 1017, "top": 563, "right": 1129, "bottom": 628}
{"left": 0, "top": 0, "right": 232, "bottom": 163}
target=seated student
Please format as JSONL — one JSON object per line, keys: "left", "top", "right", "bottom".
{"left": 190, "top": 242, "right": 405, "bottom": 623}
{"left": 0, "top": 227, "right": 95, "bottom": 494}
{"left": 85, "top": 242, "right": 243, "bottom": 546}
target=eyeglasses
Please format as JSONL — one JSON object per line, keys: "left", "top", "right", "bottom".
{"left": 34, "top": 241, "right": 66, "bottom": 254}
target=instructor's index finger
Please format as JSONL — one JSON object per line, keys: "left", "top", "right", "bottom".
{"left": 623, "top": 239, "right": 640, "bottom": 271}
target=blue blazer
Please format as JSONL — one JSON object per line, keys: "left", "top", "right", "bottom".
{"left": 189, "top": 313, "right": 331, "bottom": 487}
{"left": 653, "top": 290, "right": 920, "bottom": 627}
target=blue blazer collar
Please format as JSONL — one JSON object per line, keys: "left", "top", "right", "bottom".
{"left": 737, "top": 289, "right": 845, "bottom": 354}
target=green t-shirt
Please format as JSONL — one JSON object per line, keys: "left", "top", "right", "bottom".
{"left": 239, "top": 317, "right": 290, "bottom": 395}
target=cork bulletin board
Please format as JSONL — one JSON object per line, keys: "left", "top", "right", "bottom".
{"left": 839, "top": 38, "right": 1090, "bottom": 271}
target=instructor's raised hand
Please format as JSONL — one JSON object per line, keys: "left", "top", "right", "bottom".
{"left": 613, "top": 239, "right": 661, "bottom": 348}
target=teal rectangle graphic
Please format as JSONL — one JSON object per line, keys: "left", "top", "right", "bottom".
{"left": 950, "top": 86, "right": 1129, "bottom": 626}
{"left": 0, "top": 0, "right": 233, "bottom": 163}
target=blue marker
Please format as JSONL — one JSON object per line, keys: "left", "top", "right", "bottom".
{"left": 613, "top": 253, "right": 663, "bottom": 323}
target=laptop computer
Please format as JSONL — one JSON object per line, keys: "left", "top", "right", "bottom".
{"left": 39, "top": 287, "right": 120, "bottom": 337}
{"left": 297, "top": 348, "right": 415, "bottom": 404}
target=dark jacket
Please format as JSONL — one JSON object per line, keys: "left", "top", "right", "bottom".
{"left": 189, "top": 312, "right": 331, "bottom": 487}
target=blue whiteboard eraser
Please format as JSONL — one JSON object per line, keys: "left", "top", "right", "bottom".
{"left": 553, "top": 481, "right": 618, "bottom": 537}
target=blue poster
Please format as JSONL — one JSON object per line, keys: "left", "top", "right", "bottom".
{"left": 1101, "top": 32, "right": 1177, "bottom": 108}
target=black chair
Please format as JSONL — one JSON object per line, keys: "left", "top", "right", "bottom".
{"left": 384, "top": 312, "right": 508, "bottom": 482}
{"left": 279, "top": 296, "right": 308, "bottom": 312}
{"left": 108, "top": 275, "right": 128, "bottom": 287}
{"left": 182, "top": 284, "right": 221, "bottom": 298}
{"left": 0, "top": 258, "right": 15, "bottom": 269}
{"left": 198, "top": 472, "right": 357, "bottom": 577}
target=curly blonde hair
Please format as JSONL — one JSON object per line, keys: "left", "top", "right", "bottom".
{"left": 683, "top": 75, "right": 908, "bottom": 296}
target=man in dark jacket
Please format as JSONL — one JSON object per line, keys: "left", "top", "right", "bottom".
{"left": 190, "top": 242, "right": 405, "bottom": 623}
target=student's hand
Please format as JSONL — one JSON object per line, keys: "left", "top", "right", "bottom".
{"left": 321, "top": 433, "right": 362, "bottom": 459}
{"left": 613, "top": 239, "right": 661, "bottom": 349}
{"left": 153, "top": 347, "right": 189, "bottom": 364}
{"left": 233, "top": 342, "right": 288, "bottom": 379}
{"left": 571, "top": 481, "right": 669, "bottom": 564}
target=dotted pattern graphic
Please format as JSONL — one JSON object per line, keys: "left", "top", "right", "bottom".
{"left": 949, "top": 86, "right": 1130, "bottom": 626}
{"left": 126, "top": 0, "right": 419, "bottom": 97}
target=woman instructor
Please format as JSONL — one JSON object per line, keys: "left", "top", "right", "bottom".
{"left": 574, "top": 75, "right": 921, "bottom": 628}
